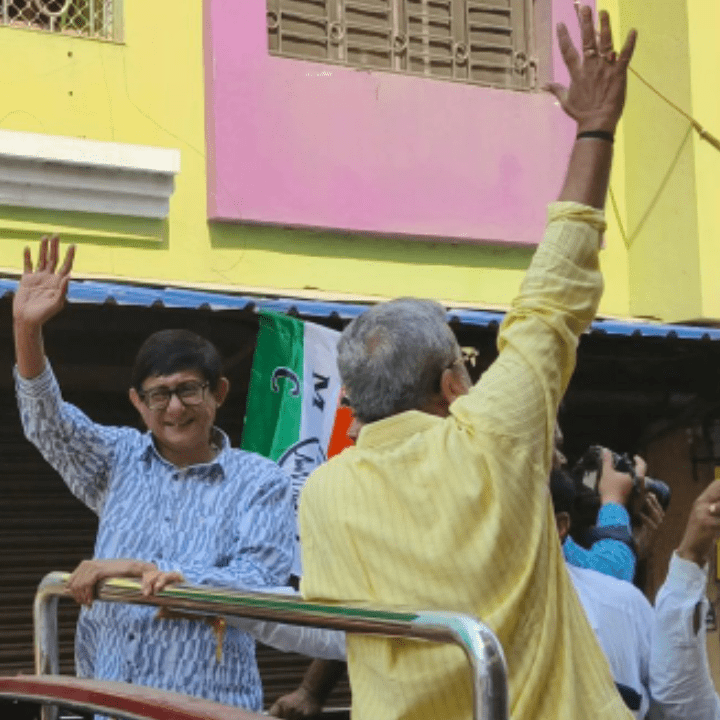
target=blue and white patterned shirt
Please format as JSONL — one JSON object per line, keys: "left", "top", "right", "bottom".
{"left": 15, "top": 362, "right": 294, "bottom": 712}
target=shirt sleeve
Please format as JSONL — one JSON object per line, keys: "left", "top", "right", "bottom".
{"left": 563, "top": 503, "right": 636, "bottom": 582}
{"left": 451, "top": 202, "right": 605, "bottom": 475}
{"left": 159, "top": 461, "right": 295, "bottom": 589}
{"left": 225, "top": 587, "right": 348, "bottom": 662}
{"left": 14, "top": 361, "right": 126, "bottom": 514}
{"left": 650, "top": 553, "right": 720, "bottom": 720}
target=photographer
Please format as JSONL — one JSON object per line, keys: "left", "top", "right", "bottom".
{"left": 563, "top": 448, "right": 639, "bottom": 581}
{"left": 550, "top": 468, "right": 653, "bottom": 718}
{"left": 566, "top": 447, "right": 667, "bottom": 583}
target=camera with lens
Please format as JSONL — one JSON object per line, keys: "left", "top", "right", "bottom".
{"left": 571, "top": 445, "right": 671, "bottom": 527}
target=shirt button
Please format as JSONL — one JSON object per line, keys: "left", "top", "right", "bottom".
{"left": 128, "top": 633, "right": 135, "bottom": 641}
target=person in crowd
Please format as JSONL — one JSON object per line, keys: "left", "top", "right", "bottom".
{"left": 295, "top": 6, "right": 638, "bottom": 719}
{"left": 560, "top": 440, "right": 665, "bottom": 583}
{"left": 651, "top": 479, "right": 720, "bottom": 719}
{"left": 550, "top": 468, "right": 653, "bottom": 718}
{"left": 12, "top": 236, "right": 295, "bottom": 713}
{"left": 562, "top": 445, "right": 639, "bottom": 580}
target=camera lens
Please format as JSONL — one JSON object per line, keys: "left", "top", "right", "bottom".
{"left": 645, "top": 478, "right": 671, "bottom": 511}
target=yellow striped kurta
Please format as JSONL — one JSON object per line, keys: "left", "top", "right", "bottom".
{"left": 299, "top": 202, "right": 633, "bottom": 720}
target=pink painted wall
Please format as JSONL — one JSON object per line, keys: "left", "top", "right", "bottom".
{"left": 205, "top": 0, "right": 585, "bottom": 245}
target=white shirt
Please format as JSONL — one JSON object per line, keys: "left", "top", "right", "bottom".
{"left": 224, "top": 585, "right": 347, "bottom": 660}
{"left": 651, "top": 553, "right": 720, "bottom": 720}
{"left": 567, "top": 564, "right": 653, "bottom": 719}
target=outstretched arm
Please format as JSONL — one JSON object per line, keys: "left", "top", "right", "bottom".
{"left": 13, "top": 236, "right": 75, "bottom": 379}
{"left": 456, "top": 7, "right": 638, "bottom": 467}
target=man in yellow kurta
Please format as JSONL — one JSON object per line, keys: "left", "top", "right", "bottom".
{"left": 299, "top": 7, "right": 637, "bottom": 720}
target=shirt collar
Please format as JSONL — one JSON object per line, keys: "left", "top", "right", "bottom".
{"left": 356, "top": 410, "right": 443, "bottom": 449}
{"left": 140, "top": 427, "right": 229, "bottom": 479}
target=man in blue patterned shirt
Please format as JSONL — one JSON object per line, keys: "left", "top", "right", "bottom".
{"left": 13, "top": 236, "right": 295, "bottom": 712}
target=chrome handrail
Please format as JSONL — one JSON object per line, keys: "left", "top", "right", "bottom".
{"left": 34, "top": 571, "right": 509, "bottom": 720}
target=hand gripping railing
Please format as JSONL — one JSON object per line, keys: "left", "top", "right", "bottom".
{"left": 34, "top": 571, "right": 509, "bottom": 720}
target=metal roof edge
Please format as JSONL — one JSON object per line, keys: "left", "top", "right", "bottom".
{"left": 2, "top": 277, "right": 720, "bottom": 342}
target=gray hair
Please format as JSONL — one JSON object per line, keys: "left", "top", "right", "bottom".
{"left": 337, "top": 298, "right": 460, "bottom": 423}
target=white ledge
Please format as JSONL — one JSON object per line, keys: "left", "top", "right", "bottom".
{"left": 0, "top": 130, "right": 181, "bottom": 219}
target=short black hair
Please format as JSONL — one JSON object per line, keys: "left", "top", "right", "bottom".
{"left": 131, "top": 329, "right": 223, "bottom": 391}
{"left": 549, "top": 468, "right": 576, "bottom": 515}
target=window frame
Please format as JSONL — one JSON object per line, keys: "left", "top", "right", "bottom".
{"left": 267, "top": 0, "right": 537, "bottom": 92}
{"left": 0, "top": 0, "right": 123, "bottom": 42}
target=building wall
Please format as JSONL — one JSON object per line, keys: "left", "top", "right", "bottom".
{"left": 0, "top": 0, "right": 629, "bottom": 316}
{"left": 0, "top": 0, "right": 716, "bottom": 322}
{"left": 0, "top": 1, "right": 208, "bottom": 283}
{"left": 206, "top": 0, "right": 572, "bottom": 246}
{"left": 688, "top": 0, "right": 720, "bottom": 321}
{"left": 604, "top": 0, "right": 720, "bottom": 323}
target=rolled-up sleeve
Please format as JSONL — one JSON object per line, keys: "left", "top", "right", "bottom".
{"left": 452, "top": 202, "right": 605, "bottom": 475}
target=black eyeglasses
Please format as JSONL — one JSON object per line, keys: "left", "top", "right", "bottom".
{"left": 139, "top": 381, "right": 210, "bottom": 411}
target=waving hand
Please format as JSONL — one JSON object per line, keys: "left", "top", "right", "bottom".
{"left": 546, "top": 6, "right": 637, "bottom": 134}
{"left": 13, "top": 236, "right": 75, "bottom": 328}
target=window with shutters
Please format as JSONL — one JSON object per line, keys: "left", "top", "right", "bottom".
{"left": 1, "top": 0, "right": 120, "bottom": 41}
{"left": 267, "top": 0, "right": 535, "bottom": 91}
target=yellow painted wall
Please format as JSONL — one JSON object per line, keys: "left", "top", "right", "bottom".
{"left": 1, "top": 0, "right": 709, "bottom": 321}
{"left": 0, "top": 1, "right": 533, "bottom": 311}
{"left": 597, "top": 0, "right": 720, "bottom": 323}
{"left": 615, "top": 1, "right": 718, "bottom": 322}
{"left": 688, "top": 1, "right": 720, "bottom": 320}
{"left": 0, "top": 2, "right": 208, "bottom": 279}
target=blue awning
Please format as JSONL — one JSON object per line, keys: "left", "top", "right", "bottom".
{"left": 2, "top": 276, "right": 720, "bottom": 341}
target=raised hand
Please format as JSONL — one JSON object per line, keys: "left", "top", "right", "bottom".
{"left": 597, "top": 448, "right": 634, "bottom": 507}
{"left": 677, "top": 480, "right": 720, "bottom": 567}
{"left": 545, "top": 6, "right": 637, "bottom": 133}
{"left": 13, "top": 236, "right": 75, "bottom": 328}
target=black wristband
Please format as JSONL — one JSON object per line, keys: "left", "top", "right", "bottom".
{"left": 576, "top": 130, "right": 614, "bottom": 143}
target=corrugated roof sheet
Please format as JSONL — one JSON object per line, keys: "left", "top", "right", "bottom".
{"left": 2, "top": 276, "right": 720, "bottom": 341}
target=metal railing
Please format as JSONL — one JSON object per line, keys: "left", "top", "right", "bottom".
{"left": 34, "top": 571, "right": 509, "bottom": 720}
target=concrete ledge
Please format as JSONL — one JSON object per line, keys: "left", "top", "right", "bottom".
{"left": 0, "top": 130, "right": 180, "bottom": 219}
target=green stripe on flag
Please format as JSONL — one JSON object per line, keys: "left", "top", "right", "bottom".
{"left": 241, "top": 311, "right": 304, "bottom": 460}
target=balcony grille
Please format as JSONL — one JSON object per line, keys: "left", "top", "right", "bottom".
{"left": 268, "top": 0, "right": 534, "bottom": 90}
{"left": 1, "top": 0, "right": 120, "bottom": 41}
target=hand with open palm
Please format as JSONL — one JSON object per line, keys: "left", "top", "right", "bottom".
{"left": 13, "top": 235, "right": 75, "bottom": 328}
{"left": 545, "top": 6, "right": 637, "bottom": 134}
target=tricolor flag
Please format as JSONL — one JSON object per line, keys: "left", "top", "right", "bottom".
{"left": 241, "top": 311, "right": 354, "bottom": 573}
